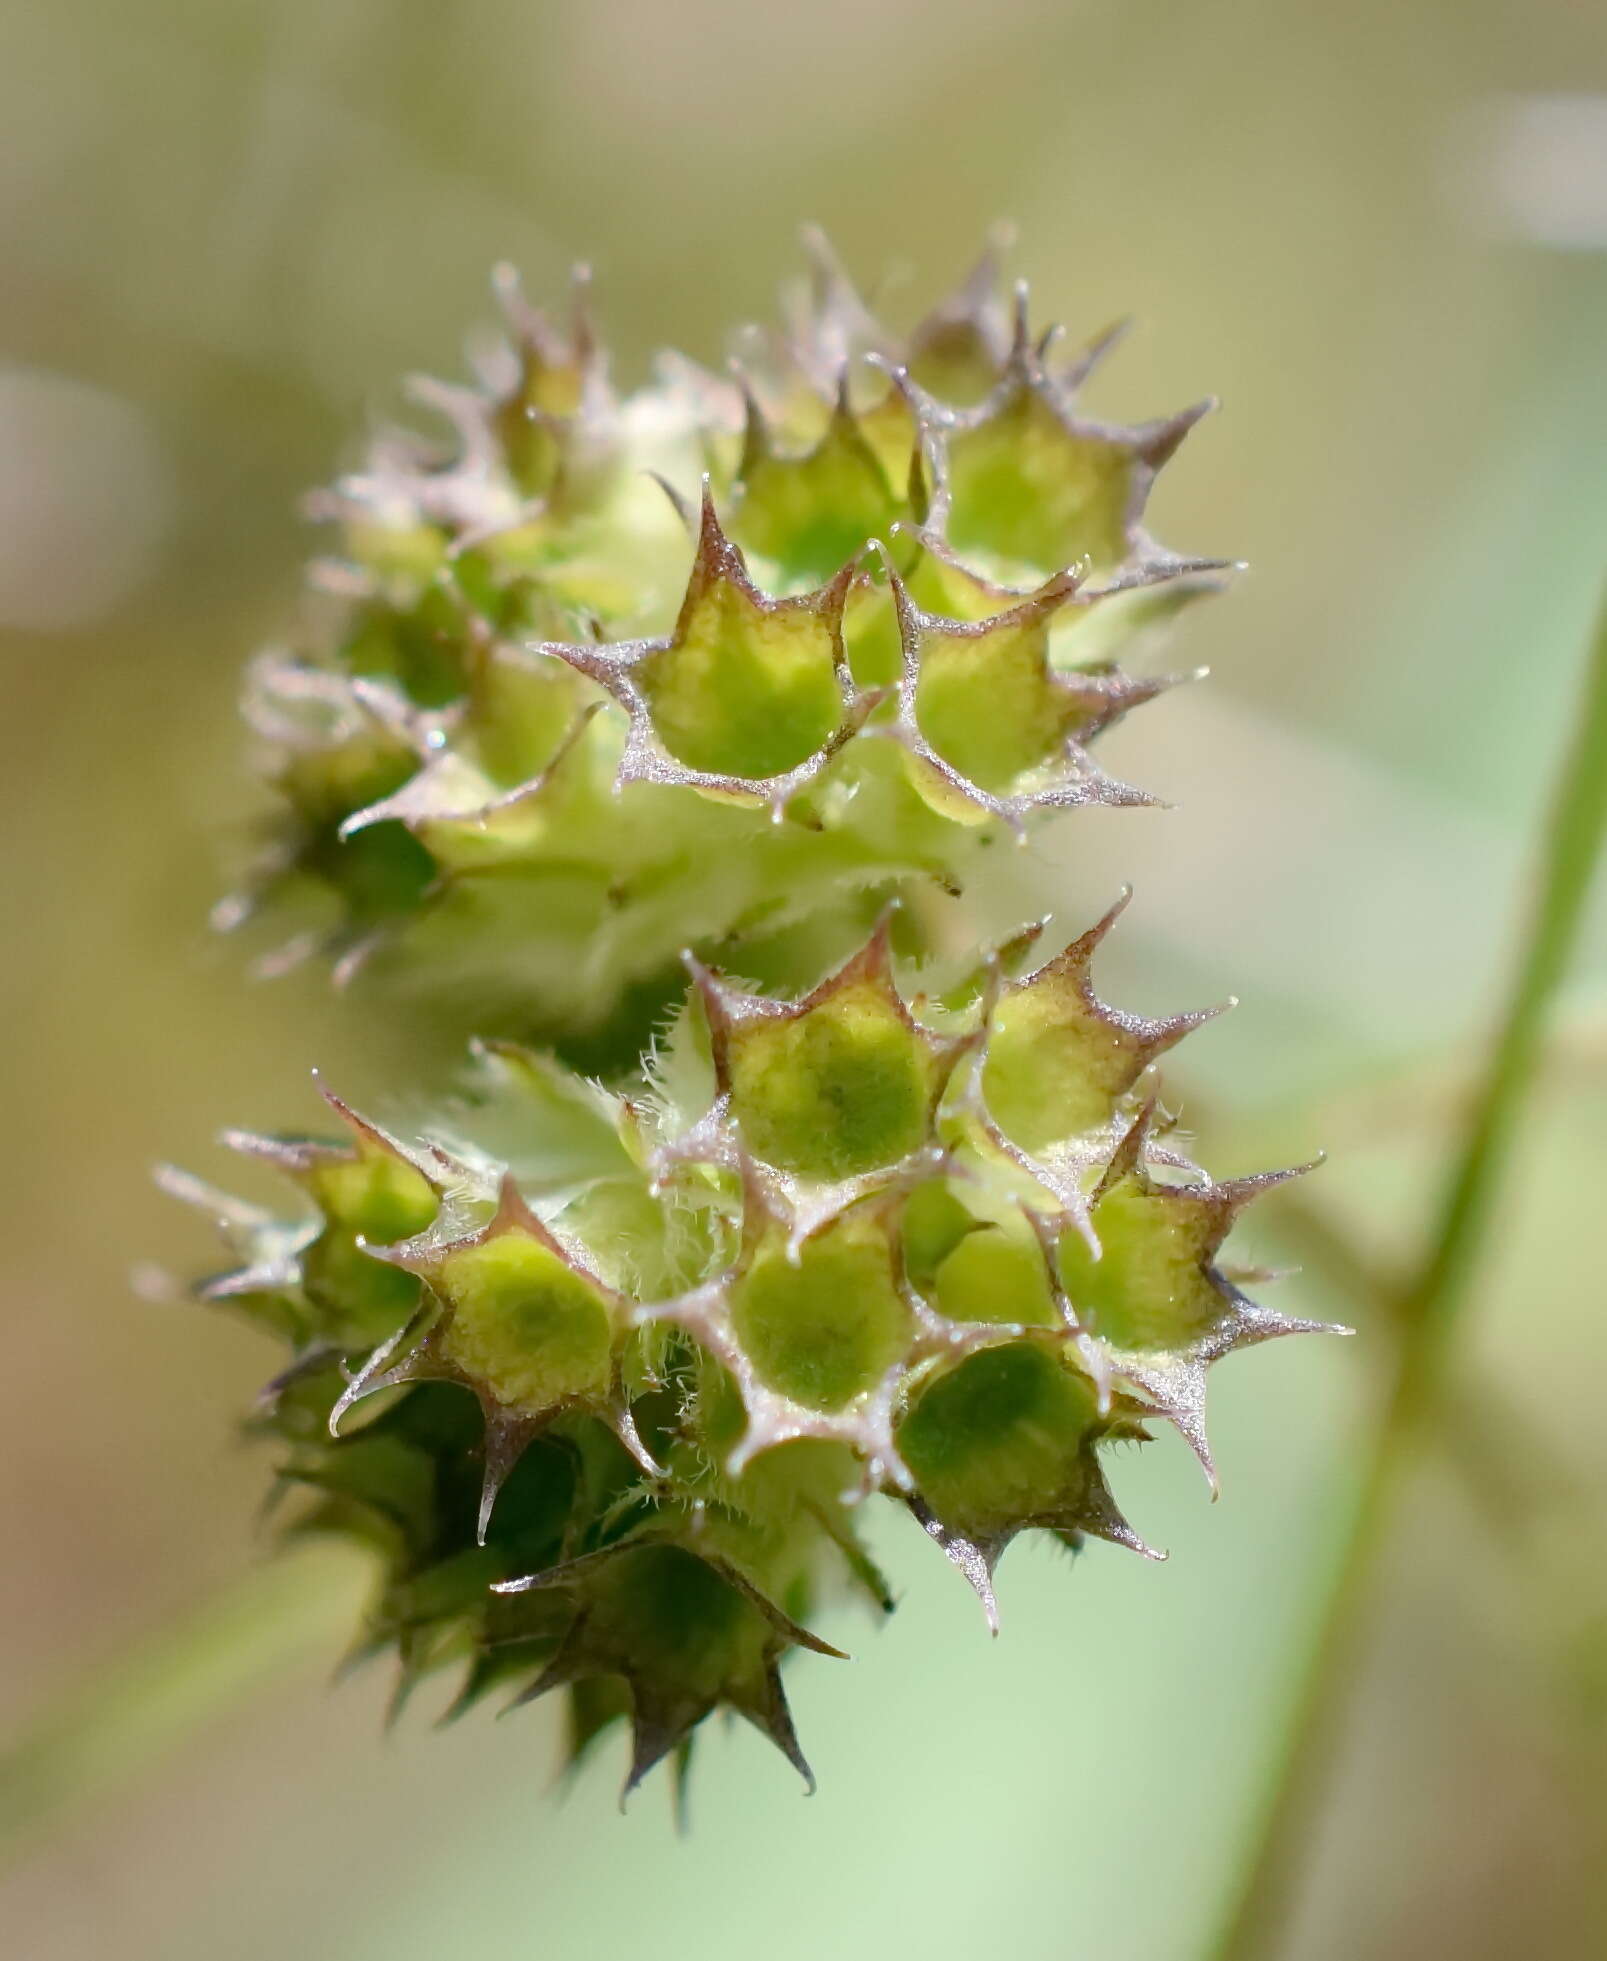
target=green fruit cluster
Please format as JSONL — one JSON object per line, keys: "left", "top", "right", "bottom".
{"left": 173, "top": 239, "right": 1339, "bottom": 1801}
{"left": 223, "top": 236, "right": 1223, "bottom": 1034}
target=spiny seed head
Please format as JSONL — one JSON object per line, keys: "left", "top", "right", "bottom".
{"left": 173, "top": 875, "right": 1342, "bottom": 1791}
{"left": 170, "top": 239, "right": 1340, "bottom": 1802}
{"left": 222, "top": 240, "right": 1227, "bottom": 1034}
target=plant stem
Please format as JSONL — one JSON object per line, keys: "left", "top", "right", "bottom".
{"left": 0, "top": 1545, "right": 363, "bottom": 1862}
{"left": 1206, "top": 583, "right": 1607, "bottom": 1961}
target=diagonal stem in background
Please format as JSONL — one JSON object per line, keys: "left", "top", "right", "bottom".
{"left": 0, "top": 1547, "right": 363, "bottom": 1859}
{"left": 1205, "top": 581, "right": 1607, "bottom": 1961}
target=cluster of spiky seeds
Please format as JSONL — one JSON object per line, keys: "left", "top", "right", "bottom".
{"left": 173, "top": 237, "right": 1338, "bottom": 1801}
{"left": 224, "top": 235, "right": 1225, "bottom": 1031}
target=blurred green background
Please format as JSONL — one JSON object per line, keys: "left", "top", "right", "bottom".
{"left": 3, "top": 1, "right": 1605, "bottom": 1956}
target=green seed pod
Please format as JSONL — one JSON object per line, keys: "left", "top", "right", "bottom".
{"left": 330, "top": 1171, "right": 665, "bottom": 1541}
{"left": 171, "top": 239, "right": 1345, "bottom": 1801}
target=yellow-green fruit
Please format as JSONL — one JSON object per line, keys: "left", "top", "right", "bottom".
{"left": 898, "top": 1342, "right": 1102, "bottom": 1540}
{"left": 723, "top": 981, "right": 941, "bottom": 1182}
{"left": 434, "top": 1234, "right": 615, "bottom": 1412}
{"left": 729, "top": 1207, "right": 911, "bottom": 1413}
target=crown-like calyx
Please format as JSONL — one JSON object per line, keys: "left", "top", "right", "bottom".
{"left": 1052, "top": 1110, "right": 1339, "bottom": 1486}
{"left": 333, "top": 1173, "right": 663, "bottom": 1540}
{"left": 898, "top": 1339, "right": 1161, "bottom": 1627}
{"left": 208, "top": 1086, "right": 445, "bottom": 1349}
{"left": 880, "top": 569, "right": 1167, "bottom": 829}
{"left": 543, "top": 489, "right": 863, "bottom": 808}
{"left": 496, "top": 1524, "right": 840, "bottom": 1802}
{"left": 966, "top": 888, "right": 1228, "bottom": 1241}
{"left": 689, "top": 912, "right": 966, "bottom": 1187}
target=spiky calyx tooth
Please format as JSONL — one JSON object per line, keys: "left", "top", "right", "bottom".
{"left": 901, "top": 236, "right": 1019, "bottom": 406}
{"left": 334, "top": 1173, "right": 665, "bottom": 1540}
{"left": 226, "top": 243, "right": 1223, "bottom": 1026}
{"left": 235, "top": 659, "right": 441, "bottom": 955}
{"left": 931, "top": 374, "right": 1211, "bottom": 589}
{"left": 1051, "top": 1111, "right": 1343, "bottom": 1485}
{"left": 689, "top": 911, "right": 966, "bottom": 1188}
{"left": 154, "top": 1163, "right": 316, "bottom": 1349}
{"left": 976, "top": 888, "right": 1225, "bottom": 1155}
{"left": 540, "top": 489, "right": 862, "bottom": 803}
{"left": 877, "top": 568, "right": 1169, "bottom": 829}
{"left": 215, "top": 1087, "right": 447, "bottom": 1349}
{"left": 481, "top": 262, "right": 613, "bottom": 502}
{"left": 728, "top": 382, "right": 904, "bottom": 594}
{"left": 883, "top": 277, "right": 1219, "bottom": 591}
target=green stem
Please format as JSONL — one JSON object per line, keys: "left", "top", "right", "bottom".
{"left": 0, "top": 1546, "right": 363, "bottom": 1860}
{"left": 1206, "top": 582, "right": 1607, "bottom": 1961}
